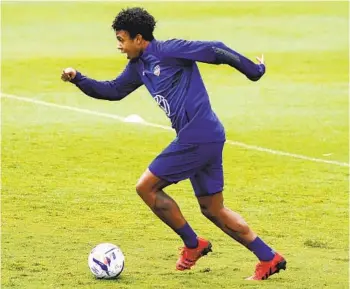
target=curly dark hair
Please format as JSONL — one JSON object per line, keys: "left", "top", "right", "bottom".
{"left": 112, "top": 7, "right": 156, "bottom": 41}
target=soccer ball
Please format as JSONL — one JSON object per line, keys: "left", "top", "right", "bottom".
{"left": 88, "top": 243, "right": 125, "bottom": 279}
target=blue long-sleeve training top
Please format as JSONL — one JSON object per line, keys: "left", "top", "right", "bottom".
{"left": 71, "top": 39, "right": 265, "bottom": 143}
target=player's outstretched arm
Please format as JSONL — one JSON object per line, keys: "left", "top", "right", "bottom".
{"left": 160, "top": 39, "right": 265, "bottom": 82}
{"left": 61, "top": 63, "right": 143, "bottom": 101}
{"left": 212, "top": 42, "right": 265, "bottom": 81}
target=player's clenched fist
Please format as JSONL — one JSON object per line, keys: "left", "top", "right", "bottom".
{"left": 61, "top": 67, "right": 77, "bottom": 82}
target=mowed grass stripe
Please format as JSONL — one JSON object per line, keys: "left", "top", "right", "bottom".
{"left": 2, "top": 92, "right": 348, "bottom": 168}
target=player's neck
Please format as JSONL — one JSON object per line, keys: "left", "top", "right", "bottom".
{"left": 141, "top": 40, "right": 151, "bottom": 52}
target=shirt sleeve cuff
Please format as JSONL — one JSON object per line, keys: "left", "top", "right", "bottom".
{"left": 257, "top": 64, "right": 266, "bottom": 75}
{"left": 70, "top": 71, "right": 83, "bottom": 84}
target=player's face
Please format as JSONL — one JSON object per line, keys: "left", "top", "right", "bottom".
{"left": 116, "top": 30, "right": 143, "bottom": 60}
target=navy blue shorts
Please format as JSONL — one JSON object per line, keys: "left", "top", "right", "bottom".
{"left": 148, "top": 140, "right": 224, "bottom": 197}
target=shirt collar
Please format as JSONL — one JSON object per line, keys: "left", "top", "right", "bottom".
{"left": 130, "top": 39, "right": 156, "bottom": 62}
{"left": 143, "top": 39, "right": 156, "bottom": 55}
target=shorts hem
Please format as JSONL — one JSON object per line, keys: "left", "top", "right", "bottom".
{"left": 148, "top": 166, "right": 178, "bottom": 184}
{"left": 195, "top": 189, "right": 223, "bottom": 197}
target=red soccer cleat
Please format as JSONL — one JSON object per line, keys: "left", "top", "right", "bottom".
{"left": 246, "top": 252, "right": 287, "bottom": 280}
{"left": 176, "top": 237, "right": 212, "bottom": 271}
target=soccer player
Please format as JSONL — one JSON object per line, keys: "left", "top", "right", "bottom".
{"left": 61, "top": 7, "right": 287, "bottom": 280}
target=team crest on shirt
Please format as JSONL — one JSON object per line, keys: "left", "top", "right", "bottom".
{"left": 153, "top": 65, "right": 160, "bottom": 76}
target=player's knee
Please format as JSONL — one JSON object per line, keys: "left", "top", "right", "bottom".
{"left": 200, "top": 205, "right": 211, "bottom": 219}
{"left": 136, "top": 181, "right": 156, "bottom": 207}
{"left": 200, "top": 204, "right": 220, "bottom": 220}
{"left": 135, "top": 179, "right": 148, "bottom": 196}
{"left": 199, "top": 196, "right": 224, "bottom": 219}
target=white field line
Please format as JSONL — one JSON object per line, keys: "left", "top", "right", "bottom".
{"left": 1, "top": 93, "right": 349, "bottom": 168}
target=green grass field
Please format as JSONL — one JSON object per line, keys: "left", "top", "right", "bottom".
{"left": 1, "top": 1, "right": 349, "bottom": 288}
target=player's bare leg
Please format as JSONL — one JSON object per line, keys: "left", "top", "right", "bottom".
{"left": 197, "top": 192, "right": 286, "bottom": 280}
{"left": 136, "top": 168, "right": 185, "bottom": 229}
{"left": 136, "top": 169, "right": 212, "bottom": 270}
{"left": 197, "top": 192, "right": 256, "bottom": 245}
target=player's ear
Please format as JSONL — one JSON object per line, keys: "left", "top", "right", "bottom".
{"left": 135, "top": 34, "right": 142, "bottom": 44}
